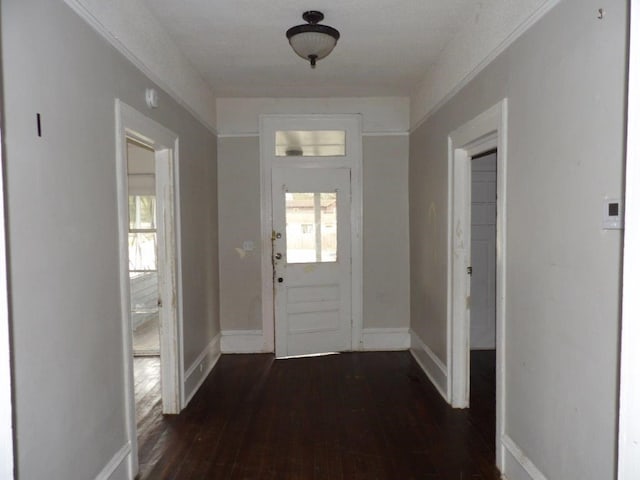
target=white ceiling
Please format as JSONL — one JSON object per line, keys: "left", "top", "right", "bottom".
{"left": 67, "top": 0, "right": 554, "bottom": 130}
{"left": 141, "top": 0, "right": 479, "bottom": 97}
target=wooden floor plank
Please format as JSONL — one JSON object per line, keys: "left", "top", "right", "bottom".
{"left": 133, "top": 351, "right": 500, "bottom": 479}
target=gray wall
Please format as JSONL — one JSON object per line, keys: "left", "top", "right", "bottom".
{"left": 218, "top": 137, "right": 262, "bottom": 331}
{"left": 2, "top": 1, "right": 219, "bottom": 478}
{"left": 409, "top": 0, "right": 625, "bottom": 478}
{"left": 218, "top": 135, "right": 410, "bottom": 332}
{"left": 363, "top": 136, "right": 410, "bottom": 328}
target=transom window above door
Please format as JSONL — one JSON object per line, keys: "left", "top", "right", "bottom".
{"left": 275, "top": 130, "right": 346, "bottom": 157}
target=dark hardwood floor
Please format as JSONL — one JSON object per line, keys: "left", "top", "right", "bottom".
{"left": 469, "top": 350, "right": 497, "bottom": 451}
{"left": 134, "top": 351, "right": 498, "bottom": 480}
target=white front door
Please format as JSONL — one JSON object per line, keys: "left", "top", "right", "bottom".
{"left": 272, "top": 167, "right": 352, "bottom": 357}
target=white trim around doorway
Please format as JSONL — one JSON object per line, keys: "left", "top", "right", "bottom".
{"left": 115, "top": 100, "right": 184, "bottom": 479}
{"left": 0, "top": 126, "right": 13, "bottom": 480}
{"left": 447, "top": 99, "right": 508, "bottom": 470}
{"left": 259, "top": 114, "right": 364, "bottom": 355}
{"left": 618, "top": 1, "right": 640, "bottom": 477}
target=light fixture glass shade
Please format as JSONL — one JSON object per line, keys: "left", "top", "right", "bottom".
{"left": 288, "top": 31, "right": 338, "bottom": 61}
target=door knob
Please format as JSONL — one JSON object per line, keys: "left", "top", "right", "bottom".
{"left": 275, "top": 253, "right": 282, "bottom": 260}
{"left": 277, "top": 277, "right": 284, "bottom": 283}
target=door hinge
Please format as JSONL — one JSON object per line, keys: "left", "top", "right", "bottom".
{"left": 467, "top": 266, "right": 473, "bottom": 276}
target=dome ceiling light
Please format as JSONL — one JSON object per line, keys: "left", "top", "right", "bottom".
{"left": 286, "top": 11, "right": 340, "bottom": 69}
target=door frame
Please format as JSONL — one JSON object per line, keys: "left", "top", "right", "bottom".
{"left": 0, "top": 126, "right": 14, "bottom": 478}
{"left": 447, "top": 99, "right": 508, "bottom": 469}
{"left": 618, "top": 0, "right": 640, "bottom": 476}
{"left": 259, "top": 114, "right": 363, "bottom": 353}
{"left": 115, "top": 100, "right": 183, "bottom": 477}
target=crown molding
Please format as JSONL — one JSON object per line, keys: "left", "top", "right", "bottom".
{"left": 410, "top": 0, "right": 561, "bottom": 132}
{"left": 63, "top": 0, "right": 218, "bottom": 136}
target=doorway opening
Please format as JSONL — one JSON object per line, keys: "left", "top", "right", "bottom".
{"left": 115, "top": 100, "right": 182, "bottom": 478}
{"left": 126, "top": 138, "right": 162, "bottom": 476}
{"left": 469, "top": 149, "right": 497, "bottom": 452}
{"left": 447, "top": 99, "right": 507, "bottom": 471}
{"left": 127, "top": 139, "right": 161, "bottom": 357}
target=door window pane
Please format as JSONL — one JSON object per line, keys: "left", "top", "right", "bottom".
{"left": 275, "top": 130, "right": 346, "bottom": 157}
{"left": 285, "top": 192, "right": 337, "bottom": 263}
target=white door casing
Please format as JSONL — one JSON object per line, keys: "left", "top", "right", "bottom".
{"left": 260, "top": 115, "right": 363, "bottom": 356}
{"left": 447, "top": 99, "right": 507, "bottom": 470}
{"left": 0, "top": 126, "right": 13, "bottom": 479}
{"left": 470, "top": 152, "right": 497, "bottom": 350}
{"left": 272, "top": 167, "right": 352, "bottom": 357}
{"left": 618, "top": 0, "right": 640, "bottom": 477}
{"left": 115, "top": 100, "right": 183, "bottom": 478}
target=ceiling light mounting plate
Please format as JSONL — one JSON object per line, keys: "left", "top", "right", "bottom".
{"left": 302, "top": 11, "right": 324, "bottom": 24}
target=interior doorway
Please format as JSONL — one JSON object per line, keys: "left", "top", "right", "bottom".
{"left": 127, "top": 139, "right": 161, "bottom": 356}
{"left": 125, "top": 138, "right": 163, "bottom": 477}
{"left": 447, "top": 99, "right": 507, "bottom": 471}
{"left": 469, "top": 149, "right": 498, "bottom": 451}
{"left": 470, "top": 151, "right": 497, "bottom": 352}
{"left": 116, "top": 100, "right": 182, "bottom": 478}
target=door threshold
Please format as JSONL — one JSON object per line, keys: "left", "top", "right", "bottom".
{"left": 277, "top": 352, "right": 340, "bottom": 360}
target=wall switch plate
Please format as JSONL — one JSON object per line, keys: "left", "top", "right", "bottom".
{"left": 603, "top": 197, "right": 624, "bottom": 230}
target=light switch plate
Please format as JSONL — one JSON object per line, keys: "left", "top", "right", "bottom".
{"left": 603, "top": 197, "right": 624, "bottom": 230}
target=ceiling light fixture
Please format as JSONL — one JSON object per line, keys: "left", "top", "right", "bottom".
{"left": 286, "top": 11, "right": 340, "bottom": 69}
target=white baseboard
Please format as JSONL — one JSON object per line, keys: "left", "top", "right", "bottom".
{"left": 220, "top": 328, "right": 409, "bottom": 353}
{"left": 184, "top": 333, "right": 221, "bottom": 406}
{"left": 502, "top": 435, "right": 548, "bottom": 480}
{"left": 221, "top": 330, "right": 265, "bottom": 353}
{"left": 361, "top": 328, "right": 410, "bottom": 350}
{"left": 95, "top": 442, "right": 131, "bottom": 480}
{"left": 409, "top": 329, "right": 448, "bottom": 401}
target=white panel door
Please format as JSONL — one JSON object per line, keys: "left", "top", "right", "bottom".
{"left": 272, "top": 167, "right": 351, "bottom": 357}
{"left": 470, "top": 152, "right": 497, "bottom": 350}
